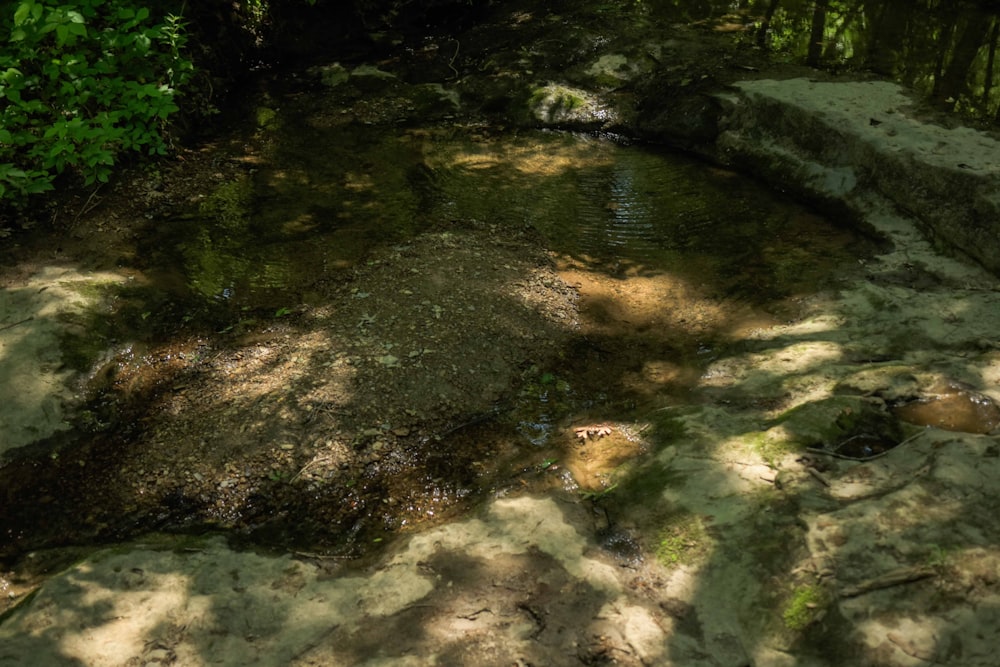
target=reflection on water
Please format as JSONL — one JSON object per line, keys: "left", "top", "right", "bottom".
{"left": 650, "top": 0, "right": 1000, "bottom": 121}
{"left": 150, "top": 126, "right": 867, "bottom": 319}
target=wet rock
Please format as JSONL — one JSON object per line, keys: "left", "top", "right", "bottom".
{"left": 349, "top": 65, "right": 397, "bottom": 92}
{"left": 526, "top": 83, "right": 619, "bottom": 129}
{"left": 310, "top": 63, "right": 349, "bottom": 88}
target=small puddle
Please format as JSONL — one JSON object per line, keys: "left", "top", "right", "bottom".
{"left": 893, "top": 382, "right": 1000, "bottom": 434}
{"left": 831, "top": 433, "right": 898, "bottom": 459}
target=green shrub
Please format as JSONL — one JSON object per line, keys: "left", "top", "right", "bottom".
{"left": 0, "top": 0, "right": 193, "bottom": 204}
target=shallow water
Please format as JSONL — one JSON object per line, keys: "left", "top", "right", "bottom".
{"left": 0, "top": 70, "right": 880, "bottom": 561}
{"left": 147, "top": 125, "right": 867, "bottom": 319}
{"left": 894, "top": 382, "right": 1000, "bottom": 434}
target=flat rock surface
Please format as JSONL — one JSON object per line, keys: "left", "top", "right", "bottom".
{"left": 0, "top": 266, "right": 124, "bottom": 455}
{"left": 716, "top": 77, "right": 1000, "bottom": 274}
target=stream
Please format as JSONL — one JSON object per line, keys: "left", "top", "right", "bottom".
{"left": 0, "top": 68, "right": 878, "bottom": 565}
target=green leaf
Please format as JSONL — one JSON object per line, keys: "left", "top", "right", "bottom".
{"left": 13, "top": 1, "right": 35, "bottom": 26}
{"left": 1, "top": 68, "right": 23, "bottom": 83}
{"left": 0, "top": 164, "right": 27, "bottom": 179}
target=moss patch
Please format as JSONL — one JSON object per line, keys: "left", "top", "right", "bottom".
{"left": 655, "top": 513, "right": 711, "bottom": 568}
{"left": 199, "top": 177, "right": 254, "bottom": 229}
{"left": 782, "top": 584, "right": 829, "bottom": 631}
{"left": 746, "top": 429, "right": 802, "bottom": 466}
{"left": 255, "top": 106, "right": 279, "bottom": 130}
{"left": 528, "top": 84, "right": 593, "bottom": 123}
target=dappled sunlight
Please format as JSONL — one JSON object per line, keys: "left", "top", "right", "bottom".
{"left": 344, "top": 170, "right": 377, "bottom": 191}
{"left": 436, "top": 134, "right": 614, "bottom": 177}
{"left": 0, "top": 536, "right": 437, "bottom": 666}
{"left": 280, "top": 212, "right": 319, "bottom": 234}
{"left": 781, "top": 429, "right": 1000, "bottom": 662}
{"left": 556, "top": 259, "right": 791, "bottom": 354}
{"left": 622, "top": 358, "right": 700, "bottom": 395}
{"left": 9, "top": 3, "right": 1000, "bottom": 660}
{"left": 701, "top": 341, "right": 844, "bottom": 388}
{"left": 58, "top": 569, "right": 194, "bottom": 666}
{"left": 0, "top": 266, "right": 126, "bottom": 455}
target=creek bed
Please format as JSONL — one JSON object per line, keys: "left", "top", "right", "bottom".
{"left": 0, "top": 90, "right": 879, "bottom": 567}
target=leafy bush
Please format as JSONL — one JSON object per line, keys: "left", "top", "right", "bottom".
{"left": 0, "top": 1, "right": 193, "bottom": 205}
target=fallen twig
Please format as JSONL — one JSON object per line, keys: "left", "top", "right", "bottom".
{"left": 0, "top": 316, "right": 34, "bottom": 332}
{"left": 839, "top": 565, "right": 936, "bottom": 598}
{"left": 806, "top": 428, "right": 928, "bottom": 462}
{"left": 74, "top": 185, "right": 103, "bottom": 223}
{"left": 448, "top": 39, "right": 460, "bottom": 78}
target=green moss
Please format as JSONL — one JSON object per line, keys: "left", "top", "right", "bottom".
{"left": 925, "top": 543, "right": 954, "bottom": 569}
{"left": 655, "top": 513, "right": 710, "bottom": 568}
{"left": 747, "top": 430, "right": 801, "bottom": 466}
{"left": 782, "top": 584, "right": 828, "bottom": 631}
{"left": 528, "top": 84, "right": 590, "bottom": 122}
{"left": 199, "top": 177, "right": 254, "bottom": 229}
{"left": 256, "top": 106, "right": 279, "bottom": 129}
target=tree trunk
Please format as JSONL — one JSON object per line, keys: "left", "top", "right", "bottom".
{"left": 934, "top": 10, "right": 991, "bottom": 108}
{"left": 756, "top": 0, "right": 782, "bottom": 49}
{"left": 806, "top": 0, "right": 830, "bottom": 67}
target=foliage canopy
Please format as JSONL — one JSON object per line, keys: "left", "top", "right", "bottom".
{"left": 0, "top": 0, "right": 192, "bottom": 205}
